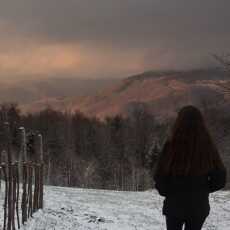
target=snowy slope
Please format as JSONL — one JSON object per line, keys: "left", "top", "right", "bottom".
{"left": 15, "top": 186, "right": 230, "bottom": 230}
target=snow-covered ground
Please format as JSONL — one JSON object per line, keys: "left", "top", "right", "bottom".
{"left": 1, "top": 186, "right": 230, "bottom": 229}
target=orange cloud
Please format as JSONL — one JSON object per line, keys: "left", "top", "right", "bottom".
{"left": 0, "top": 39, "right": 149, "bottom": 80}
{"left": 0, "top": 43, "right": 82, "bottom": 76}
{"left": 0, "top": 23, "right": 164, "bottom": 81}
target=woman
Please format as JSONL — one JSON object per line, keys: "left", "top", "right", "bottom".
{"left": 154, "top": 105, "right": 226, "bottom": 230}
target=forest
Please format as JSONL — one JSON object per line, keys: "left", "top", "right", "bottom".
{"left": 0, "top": 102, "right": 229, "bottom": 191}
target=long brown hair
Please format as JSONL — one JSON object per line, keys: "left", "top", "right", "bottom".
{"left": 156, "top": 105, "right": 225, "bottom": 176}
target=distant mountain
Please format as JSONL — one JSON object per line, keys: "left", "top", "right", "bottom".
{"left": 0, "top": 77, "right": 118, "bottom": 112}
{"left": 69, "top": 68, "right": 230, "bottom": 119}
{"left": 1, "top": 69, "right": 229, "bottom": 119}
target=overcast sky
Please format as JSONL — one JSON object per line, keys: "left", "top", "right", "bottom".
{"left": 0, "top": 0, "right": 230, "bottom": 81}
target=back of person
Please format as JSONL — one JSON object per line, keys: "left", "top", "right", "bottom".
{"left": 154, "top": 106, "right": 227, "bottom": 230}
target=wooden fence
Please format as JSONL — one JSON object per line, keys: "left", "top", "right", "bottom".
{"left": 0, "top": 123, "right": 44, "bottom": 230}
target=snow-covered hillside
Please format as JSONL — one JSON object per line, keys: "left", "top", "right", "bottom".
{"left": 14, "top": 186, "right": 230, "bottom": 230}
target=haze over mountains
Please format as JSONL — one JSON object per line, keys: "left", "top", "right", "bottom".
{"left": 0, "top": 68, "right": 229, "bottom": 119}
{"left": 0, "top": 77, "right": 118, "bottom": 111}
{"left": 69, "top": 68, "right": 230, "bottom": 119}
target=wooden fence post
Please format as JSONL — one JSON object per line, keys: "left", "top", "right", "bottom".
{"left": 4, "top": 122, "right": 13, "bottom": 230}
{"left": 37, "top": 134, "right": 44, "bottom": 209}
{"left": 19, "top": 127, "right": 29, "bottom": 225}
{"left": 2, "top": 164, "right": 8, "bottom": 230}
{"left": 21, "top": 163, "right": 28, "bottom": 224}
{"left": 33, "top": 134, "right": 44, "bottom": 210}
{"left": 1, "top": 124, "right": 44, "bottom": 229}
{"left": 19, "top": 127, "right": 27, "bottom": 178}
{"left": 15, "top": 162, "right": 20, "bottom": 229}
{"left": 0, "top": 169, "right": 1, "bottom": 191}
{"left": 27, "top": 164, "right": 33, "bottom": 218}
{"left": 12, "top": 163, "right": 16, "bottom": 230}
{"left": 37, "top": 134, "right": 43, "bottom": 163}
{"left": 33, "top": 165, "right": 38, "bottom": 212}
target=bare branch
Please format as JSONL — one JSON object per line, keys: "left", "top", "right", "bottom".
{"left": 212, "top": 54, "right": 230, "bottom": 72}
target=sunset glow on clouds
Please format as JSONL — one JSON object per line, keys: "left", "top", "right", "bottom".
{"left": 0, "top": 42, "right": 81, "bottom": 76}
{"left": 0, "top": 40, "right": 146, "bottom": 79}
{"left": 0, "top": 27, "right": 148, "bottom": 80}
{"left": 0, "top": 0, "right": 230, "bottom": 81}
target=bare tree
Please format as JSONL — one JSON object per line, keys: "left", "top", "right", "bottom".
{"left": 212, "top": 54, "right": 230, "bottom": 93}
{"left": 213, "top": 54, "right": 230, "bottom": 72}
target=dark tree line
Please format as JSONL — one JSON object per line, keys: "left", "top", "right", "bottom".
{"left": 1, "top": 101, "right": 230, "bottom": 190}
{"left": 0, "top": 103, "right": 168, "bottom": 191}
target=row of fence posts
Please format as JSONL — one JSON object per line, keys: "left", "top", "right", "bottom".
{"left": 0, "top": 123, "right": 44, "bottom": 230}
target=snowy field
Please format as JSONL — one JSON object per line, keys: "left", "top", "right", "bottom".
{"left": 1, "top": 186, "right": 230, "bottom": 229}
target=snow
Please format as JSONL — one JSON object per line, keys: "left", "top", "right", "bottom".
{"left": 1, "top": 185, "right": 230, "bottom": 229}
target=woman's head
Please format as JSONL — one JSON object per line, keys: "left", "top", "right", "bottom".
{"left": 171, "top": 105, "right": 204, "bottom": 136}
{"left": 158, "top": 105, "right": 224, "bottom": 176}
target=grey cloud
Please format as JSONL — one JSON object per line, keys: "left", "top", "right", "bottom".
{"left": 0, "top": 0, "right": 230, "bottom": 71}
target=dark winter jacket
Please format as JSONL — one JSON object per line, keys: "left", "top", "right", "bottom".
{"left": 154, "top": 168, "right": 227, "bottom": 218}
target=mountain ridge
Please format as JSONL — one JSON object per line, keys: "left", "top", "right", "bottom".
{"left": 69, "top": 68, "right": 230, "bottom": 119}
{"left": 1, "top": 68, "right": 229, "bottom": 118}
